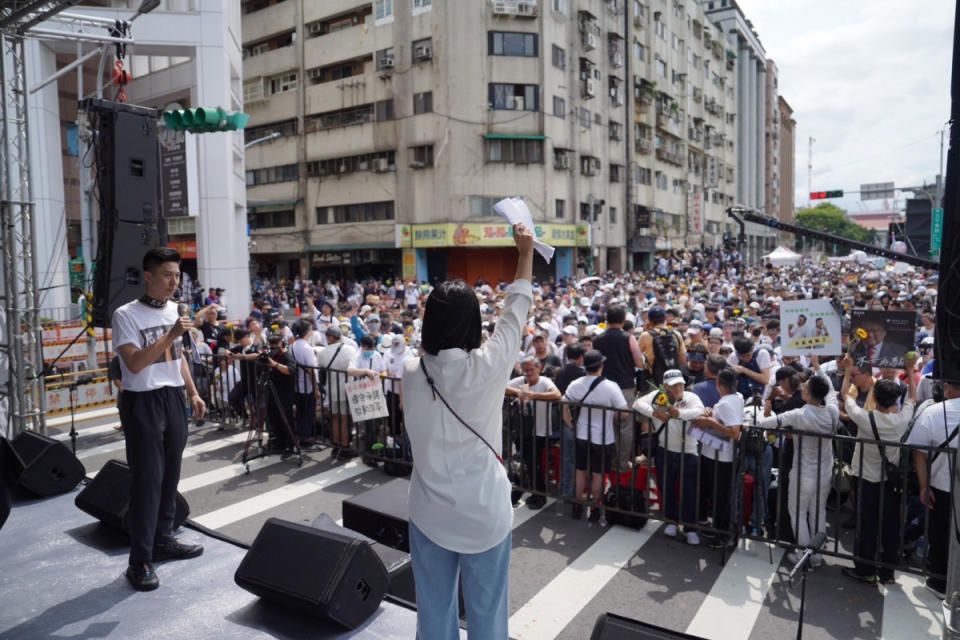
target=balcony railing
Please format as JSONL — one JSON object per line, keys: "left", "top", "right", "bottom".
{"left": 635, "top": 137, "right": 651, "bottom": 154}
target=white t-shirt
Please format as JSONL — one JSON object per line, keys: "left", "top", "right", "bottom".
{"left": 290, "top": 338, "right": 319, "bottom": 394}
{"left": 383, "top": 346, "right": 413, "bottom": 393}
{"left": 563, "top": 375, "right": 627, "bottom": 444}
{"left": 316, "top": 341, "right": 357, "bottom": 401}
{"left": 906, "top": 398, "right": 960, "bottom": 492}
{"left": 405, "top": 287, "right": 419, "bottom": 307}
{"left": 508, "top": 375, "right": 559, "bottom": 437}
{"left": 112, "top": 299, "right": 185, "bottom": 392}
{"left": 350, "top": 350, "right": 386, "bottom": 375}
{"left": 702, "top": 392, "right": 744, "bottom": 462}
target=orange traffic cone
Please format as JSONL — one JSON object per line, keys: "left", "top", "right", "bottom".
{"left": 295, "top": 302, "right": 301, "bottom": 316}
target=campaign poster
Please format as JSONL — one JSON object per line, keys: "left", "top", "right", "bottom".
{"left": 849, "top": 310, "right": 915, "bottom": 369}
{"left": 346, "top": 377, "right": 389, "bottom": 423}
{"left": 779, "top": 299, "right": 843, "bottom": 356}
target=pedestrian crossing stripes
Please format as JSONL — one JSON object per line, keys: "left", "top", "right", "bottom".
{"left": 50, "top": 408, "right": 943, "bottom": 640}
{"left": 46, "top": 406, "right": 117, "bottom": 427}
{"left": 51, "top": 421, "right": 122, "bottom": 441}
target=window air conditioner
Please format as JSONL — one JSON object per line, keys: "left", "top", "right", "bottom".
{"left": 586, "top": 33, "right": 597, "bottom": 50}
{"left": 557, "top": 154, "right": 570, "bottom": 169}
{"left": 308, "top": 68, "right": 322, "bottom": 79}
{"left": 513, "top": 96, "right": 524, "bottom": 110}
{"left": 415, "top": 45, "right": 432, "bottom": 59}
{"left": 372, "top": 158, "right": 389, "bottom": 172}
{"left": 379, "top": 58, "right": 395, "bottom": 69}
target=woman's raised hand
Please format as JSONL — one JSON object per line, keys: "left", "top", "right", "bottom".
{"left": 513, "top": 223, "right": 535, "bottom": 256}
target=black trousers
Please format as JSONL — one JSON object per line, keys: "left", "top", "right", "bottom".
{"left": 853, "top": 479, "right": 902, "bottom": 580}
{"left": 119, "top": 386, "right": 188, "bottom": 565}
{"left": 928, "top": 487, "right": 951, "bottom": 589}
{"left": 701, "top": 457, "right": 735, "bottom": 539}
{"left": 295, "top": 392, "right": 315, "bottom": 440}
{"left": 267, "top": 396, "right": 294, "bottom": 450}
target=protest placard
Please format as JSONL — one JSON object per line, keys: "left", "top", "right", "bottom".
{"left": 345, "top": 377, "right": 389, "bottom": 423}
{"left": 848, "top": 309, "right": 914, "bottom": 369}
{"left": 780, "top": 299, "right": 843, "bottom": 356}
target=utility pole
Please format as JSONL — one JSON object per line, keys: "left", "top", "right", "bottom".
{"left": 807, "top": 136, "right": 814, "bottom": 207}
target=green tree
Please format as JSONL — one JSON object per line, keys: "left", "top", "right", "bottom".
{"left": 795, "top": 202, "right": 875, "bottom": 244}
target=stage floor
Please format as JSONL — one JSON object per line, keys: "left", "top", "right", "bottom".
{"left": 0, "top": 489, "right": 448, "bottom": 639}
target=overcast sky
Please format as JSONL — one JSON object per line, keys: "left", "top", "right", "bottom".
{"left": 734, "top": 0, "right": 954, "bottom": 214}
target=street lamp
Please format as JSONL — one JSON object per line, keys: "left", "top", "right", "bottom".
{"left": 244, "top": 131, "right": 280, "bottom": 149}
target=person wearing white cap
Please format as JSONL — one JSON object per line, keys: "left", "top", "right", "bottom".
{"left": 634, "top": 369, "right": 705, "bottom": 544}
{"left": 558, "top": 325, "right": 579, "bottom": 365}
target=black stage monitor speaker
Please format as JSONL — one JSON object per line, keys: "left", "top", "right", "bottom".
{"left": 0, "top": 438, "right": 17, "bottom": 529}
{"left": 591, "top": 613, "right": 709, "bottom": 640}
{"left": 84, "top": 99, "right": 163, "bottom": 327}
{"left": 10, "top": 431, "right": 85, "bottom": 497}
{"left": 235, "top": 518, "right": 389, "bottom": 629}
{"left": 75, "top": 459, "right": 189, "bottom": 532}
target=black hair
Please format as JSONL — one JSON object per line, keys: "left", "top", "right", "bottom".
{"left": 293, "top": 318, "right": 313, "bottom": 339}
{"left": 607, "top": 306, "right": 626, "bottom": 324}
{"left": 233, "top": 328, "right": 250, "bottom": 341}
{"left": 267, "top": 334, "right": 283, "bottom": 347}
{"left": 142, "top": 247, "right": 180, "bottom": 273}
{"left": 706, "top": 354, "right": 727, "bottom": 375}
{"left": 420, "top": 280, "right": 482, "bottom": 355}
{"left": 873, "top": 379, "right": 903, "bottom": 410}
{"left": 689, "top": 342, "right": 708, "bottom": 355}
{"left": 733, "top": 337, "right": 754, "bottom": 355}
{"left": 360, "top": 334, "right": 377, "bottom": 349}
{"left": 565, "top": 343, "right": 585, "bottom": 361}
{"left": 716, "top": 368, "right": 737, "bottom": 393}
{"left": 766, "top": 319, "right": 780, "bottom": 330}
{"left": 806, "top": 375, "right": 830, "bottom": 404}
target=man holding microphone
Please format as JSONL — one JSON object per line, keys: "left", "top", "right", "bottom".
{"left": 112, "top": 248, "right": 206, "bottom": 591}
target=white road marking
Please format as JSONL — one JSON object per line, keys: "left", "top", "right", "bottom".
{"left": 81, "top": 431, "right": 250, "bottom": 465}
{"left": 880, "top": 571, "right": 942, "bottom": 639}
{"left": 685, "top": 539, "right": 785, "bottom": 640}
{"left": 51, "top": 421, "right": 122, "bottom": 441}
{"left": 46, "top": 406, "right": 117, "bottom": 427}
{"left": 192, "top": 461, "right": 369, "bottom": 529}
{"left": 509, "top": 523, "right": 658, "bottom": 640}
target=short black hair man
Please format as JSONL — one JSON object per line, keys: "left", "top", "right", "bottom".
{"left": 112, "top": 248, "right": 206, "bottom": 591}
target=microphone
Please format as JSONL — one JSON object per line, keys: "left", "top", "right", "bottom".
{"left": 177, "top": 303, "right": 192, "bottom": 350}
{"left": 787, "top": 530, "right": 828, "bottom": 581}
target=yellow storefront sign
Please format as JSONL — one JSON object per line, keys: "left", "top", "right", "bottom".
{"left": 409, "top": 223, "right": 584, "bottom": 248}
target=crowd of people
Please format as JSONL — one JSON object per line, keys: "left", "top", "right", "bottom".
{"left": 186, "top": 250, "right": 954, "bottom": 599}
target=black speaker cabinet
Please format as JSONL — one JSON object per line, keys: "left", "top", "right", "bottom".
{"left": 75, "top": 459, "right": 189, "bottom": 532}
{"left": 235, "top": 518, "right": 389, "bottom": 629}
{"left": 342, "top": 477, "right": 412, "bottom": 552}
{"left": 591, "top": 613, "right": 708, "bottom": 640}
{"left": 84, "top": 99, "right": 163, "bottom": 327}
{"left": 9, "top": 431, "right": 85, "bottom": 497}
{"left": 0, "top": 437, "right": 17, "bottom": 529}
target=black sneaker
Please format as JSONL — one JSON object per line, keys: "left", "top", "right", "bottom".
{"left": 527, "top": 495, "right": 546, "bottom": 510}
{"left": 338, "top": 448, "right": 358, "bottom": 461}
{"left": 126, "top": 562, "right": 159, "bottom": 591}
{"left": 571, "top": 503, "right": 583, "bottom": 520}
{"left": 841, "top": 567, "right": 877, "bottom": 585}
{"left": 153, "top": 538, "right": 204, "bottom": 562}
{"left": 588, "top": 506, "right": 601, "bottom": 522}
{"left": 511, "top": 490, "right": 524, "bottom": 507}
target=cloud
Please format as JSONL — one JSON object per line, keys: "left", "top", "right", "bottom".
{"left": 734, "top": 0, "right": 953, "bottom": 210}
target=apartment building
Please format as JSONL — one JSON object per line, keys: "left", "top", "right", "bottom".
{"left": 777, "top": 95, "right": 796, "bottom": 231}
{"left": 764, "top": 60, "right": 780, "bottom": 220}
{"left": 241, "top": 0, "right": 745, "bottom": 283}
{"left": 703, "top": 0, "right": 777, "bottom": 262}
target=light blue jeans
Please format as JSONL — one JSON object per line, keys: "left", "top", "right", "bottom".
{"left": 409, "top": 520, "right": 511, "bottom": 640}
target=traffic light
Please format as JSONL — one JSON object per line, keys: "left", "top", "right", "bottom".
{"left": 162, "top": 107, "right": 249, "bottom": 133}
{"left": 810, "top": 190, "right": 844, "bottom": 200}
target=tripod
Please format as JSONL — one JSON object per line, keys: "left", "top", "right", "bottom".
{"left": 65, "top": 374, "right": 92, "bottom": 455}
{"left": 241, "top": 367, "right": 302, "bottom": 473}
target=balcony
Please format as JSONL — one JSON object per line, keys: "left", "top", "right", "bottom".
{"left": 491, "top": 0, "right": 538, "bottom": 17}
{"left": 242, "top": 1, "right": 296, "bottom": 46}
{"left": 243, "top": 45, "right": 298, "bottom": 82}
{"left": 635, "top": 137, "right": 651, "bottom": 154}
{"left": 656, "top": 148, "right": 684, "bottom": 167}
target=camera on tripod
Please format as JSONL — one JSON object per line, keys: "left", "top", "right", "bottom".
{"left": 257, "top": 347, "right": 283, "bottom": 365}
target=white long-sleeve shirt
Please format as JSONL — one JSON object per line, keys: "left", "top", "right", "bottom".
{"left": 402, "top": 279, "right": 533, "bottom": 553}
{"left": 634, "top": 390, "right": 705, "bottom": 455}
{"left": 759, "top": 403, "right": 839, "bottom": 478}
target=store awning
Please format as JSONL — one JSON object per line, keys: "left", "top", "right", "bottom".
{"left": 726, "top": 48, "right": 737, "bottom": 59}
{"left": 482, "top": 133, "right": 548, "bottom": 140}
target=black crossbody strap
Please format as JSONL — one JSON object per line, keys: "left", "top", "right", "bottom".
{"left": 868, "top": 411, "right": 893, "bottom": 473}
{"left": 579, "top": 376, "right": 604, "bottom": 406}
{"left": 420, "top": 358, "right": 503, "bottom": 465}
{"left": 931, "top": 426, "right": 960, "bottom": 466}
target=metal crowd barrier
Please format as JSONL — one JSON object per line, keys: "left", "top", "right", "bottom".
{"left": 188, "top": 352, "right": 954, "bottom": 583}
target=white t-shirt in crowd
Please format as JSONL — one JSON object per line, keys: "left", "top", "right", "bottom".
{"left": 290, "top": 338, "right": 319, "bottom": 394}
{"left": 350, "top": 350, "right": 386, "bottom": 375}
{"left": 405, "top": 287, "right": 420, "bottom": 307}
{"left": 634, "top": 389, "right": 705, "bottom": 455}
{"left": 563, "top": 375, "right": 627, "bottom": 444}
{"left": 702, "top": 392, "right": 744, "bottom": 463}
{"left": 507, "top": 375, "right": 559, "bottom": 437}
{"left": 906, "top": 398, "right": 960, "bottom": 493}
{"left": 112, "top": 299, "right": 185, "bottom": 392}
{"left": 383, "top": 346, "right": 413, "bottom": 393}
{"left": 316, "top": 341, "right": 357, "bottom": 400}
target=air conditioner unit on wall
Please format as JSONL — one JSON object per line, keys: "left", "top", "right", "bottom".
{"left": 415, "top": 45, "right": 432, "bottom": 59}
{"left": 557, "top": 153, "right": 570, "bottom": 169}
{"left": 308, "top": 68, "right": 322, "bottom": 79}
{"left": 372, "top": 158, "right": 389, "bottom": 172}
{"left": 309, "top": 22, "right": 322, "bottom": 34}
{"left": 513, "top": 96, "right": 524, "bottom": 110}
{"left": 379, "top": 58, "right": 395, "bottom": 69}
{"left": 586, "top": 33, "right": 598, "bottom": 50}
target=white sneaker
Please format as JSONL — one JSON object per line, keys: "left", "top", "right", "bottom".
{"left": 686, "top": 531, "right": 700, "bottom": 545}
{"left": 786, "top": 551, "right": 799, "bottom": 564}
{"left": 664, "top": 524, "right": 679, "bottom": 537}
{"left": 810, "top": 553, "right": 824, "bottom": 568}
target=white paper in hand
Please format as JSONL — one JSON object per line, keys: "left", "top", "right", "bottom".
{"left": 492, "top": 196, "right": 555, "bottom": 263}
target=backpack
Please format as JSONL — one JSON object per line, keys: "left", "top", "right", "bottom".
{"left": 649, "top": 328, "right": 680, "bottom": 384}
{"left": 741, "top": 425, "right": 767, "bottom": 459}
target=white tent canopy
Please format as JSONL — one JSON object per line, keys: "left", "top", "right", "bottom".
{"left": 763, "top": 245, "right": 803, "bottom": 267}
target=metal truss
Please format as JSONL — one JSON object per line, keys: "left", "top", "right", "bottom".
{"left": 0, "top": 0, "right": 84, "bottom": 436}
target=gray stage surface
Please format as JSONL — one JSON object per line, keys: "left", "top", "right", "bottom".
{"left": 0, "top": 489, "right": 444, "bottom": 639}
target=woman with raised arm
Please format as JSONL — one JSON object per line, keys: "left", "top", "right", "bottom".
{"left": 401, "top": 222, "right": 535, "bottom": 640}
